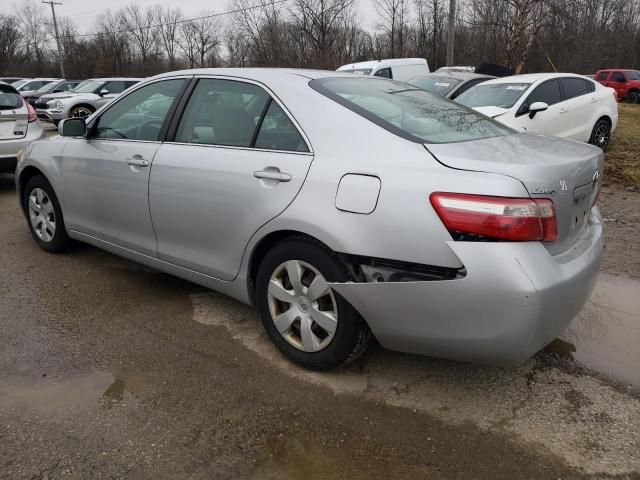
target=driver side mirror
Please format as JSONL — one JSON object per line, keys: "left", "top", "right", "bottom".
{"left": 528, "top": 101, "right": 549, "bottom": 119}
{"left": 99, "top": 89, "right": 110, "bottom": 96}
{"left": 59, "top": 118, "right": 87, "bottom": 137}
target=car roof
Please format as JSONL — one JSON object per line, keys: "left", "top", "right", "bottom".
{"left": 422, "top": 71, "right": 494, "bottom": 80}
{"left": 88, "top": 77, "right": 144, "bottom": 82}
{"left": 479, "top": 72, "right": 594, "bottom": 85}
{"left": 151, "top": 68, "right": 360, "bottom": 82}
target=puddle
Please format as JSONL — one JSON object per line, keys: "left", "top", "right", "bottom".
{"left": 0, "top": 372, "right": 136, "bottom": 413}
{"left": 559, "top": 272, "right": 640, "bottom": 388}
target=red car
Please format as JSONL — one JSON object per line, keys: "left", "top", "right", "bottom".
{"left": 594, "top": 69, "right": 640, "bottom": 103}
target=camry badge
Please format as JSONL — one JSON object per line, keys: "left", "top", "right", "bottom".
{"left": 559, "top": 180, "right": 568, "bottom": 191}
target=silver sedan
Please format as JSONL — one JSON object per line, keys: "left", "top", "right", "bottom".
{"left": 15, "top": 69, "right": 603, "bottom": 370}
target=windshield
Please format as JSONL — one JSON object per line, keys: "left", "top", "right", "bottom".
{"left": 74, "top": 80, "right": 104, "bottom": 94}
{"left": 408, "top": 76, "right": 462, "bottom": 97}
{"left": 626, "top": 71, "right": 640, "bottom": 80}
{"left": 71, "top": 80, "right": 92, "bottom": 92}
{"left": 311, "top": 77, "right": 512, "bottom": 144}
{"left": 0, "top": 85, "right": 23, "bottom": 110}
{"left": 35, "top": 82, "right": 60, "bottom": 94}
{"left": 11, "top": 79, "right": 29, "bottom": 88}
{"left": 456, "top": 83, "right": 530, "bottom": 109}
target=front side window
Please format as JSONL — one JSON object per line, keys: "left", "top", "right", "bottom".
{"left": 561, "top": 78, "right": 590, "bottom": 99}
{"left": 311, "top": 77, "right": 512, "bottom": 144}
{"left": 102, "top": 81, "right": 127, "bottom": 95}
{"left": 456, "top": 82, "right": 531, "bottom": 109}
{"left": 175, "top": 79, "right": 270, "bottom": 147}
{"left": 408, "top": 75, "right": 462, "bottom": 97}
{"left": 611, "top": 72, "right": 626, "bottom": 83}
{"left": 520, "top": 79, "right": 562, "bottom": 113}
{"left": 374, "top": 68, "right": 392, "bottom": 79}
{"left": 94, "top": 79, "right": 184, "bottom": 141}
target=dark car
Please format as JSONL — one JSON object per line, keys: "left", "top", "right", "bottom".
{"left": 23, "top": 79, "right": 82, "bottom": 106}
{"left": 407, "top": 72, "right": 495, "bottom": 100}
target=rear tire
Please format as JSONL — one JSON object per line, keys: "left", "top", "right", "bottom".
{"left": 22, "top": 175, "right": 73, "bottom": 253}
{"left": 627, "top": 91, "right": 639, "bottom": 104}
{"left": 588, "top": 118, "right": 611, "bottom": 150}
{"left": 256, "top": 237, "right": 371, "bottom": 370}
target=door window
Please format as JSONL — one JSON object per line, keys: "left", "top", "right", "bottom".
{"left": 374, "top": 68, "right": 392, "bottom": 79}
{"left": 560, "top": 78, "right": 591, "bottom": 99}
{"left": 254, "top": 101, "right": 309, "bottom": 152}
{"left": 175, "top": 79, "right": 270, "bottom": 147}
{"left": 611, "top": 72, "right": 626, "bottom": 83}
{"left": 596, "top": 71, "right": 609, "bottom": 81}
{"left": 517, "top": 79, "right": 562, "bottom": 115}
{"left": 102, "top": 81, "right": 127, "bottom": 95}
{"left": 94, "top": 79, "right": 185, "bottom": 141}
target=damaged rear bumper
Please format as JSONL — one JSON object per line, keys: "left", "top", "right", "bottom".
{"left": 330, "top": 212, "right": 603, "bottom": 366}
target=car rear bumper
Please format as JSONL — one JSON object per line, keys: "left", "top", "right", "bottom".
{"left": 330, "top": 210, "right": 603, "bottom": 366}
{"left": 0, "top": 123, "right": 46, "bottom": 173}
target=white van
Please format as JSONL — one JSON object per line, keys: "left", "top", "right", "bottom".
{"left": 337, "top": 58, "right": 430, "bottom": 82}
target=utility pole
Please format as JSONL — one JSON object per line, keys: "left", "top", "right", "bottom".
{"left": 43, "top": 0, "right": 65, "bottom": 78}
{"left": 446, "top": 0, "right": 455, "bottom": 66}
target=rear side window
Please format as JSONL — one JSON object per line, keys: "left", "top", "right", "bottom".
{"left": 311, "top": 77, "right": 512, "bottom": 144}
{"left": 0, "top": 85, "right": 23, "bottom": 110}
{"left": 254, "top": 101, "right": 309, "bottom": 152}
{"left": 176, "top": 79, "right": 269, "bottom": 147}
{"left": 561, "top": 78, "right": 590, "bottom": 99}
{"left": 596, "top": 71, "right": 609, "bottom": 81}
{"left": 374, "top": 68, "right": 392, "bottom": 79}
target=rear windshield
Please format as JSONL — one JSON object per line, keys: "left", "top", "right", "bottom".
{"left": 408, "top": 75, "right": 462, "bottom": 96}
{"left": 456, "top": 82, "right": 530, "bottom": 108}
{"left": 310, "top": 77, "right": 511, "bottom": 144}
{"left": 0, "top": 85, "right": 23, "bottom": 110}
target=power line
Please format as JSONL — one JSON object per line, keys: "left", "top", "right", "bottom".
{"left": 66, "top": 0, "right": 290, "bottom": 39}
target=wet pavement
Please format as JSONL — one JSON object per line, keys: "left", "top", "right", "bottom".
{"left": 1, "top": 173, "right": 640, "bottom": 479}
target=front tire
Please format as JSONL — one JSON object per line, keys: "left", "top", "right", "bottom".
{"left": 69, "top": 105, "right": 94, "bottom": 119}
{"left": 23, "top": 175, "right": 73, "bottom": 253}
{"left": 588, "top": 118, "right": 611, "bottom": 150}
{"left": 256, "top": 237, "right": 371, "bottom": 370}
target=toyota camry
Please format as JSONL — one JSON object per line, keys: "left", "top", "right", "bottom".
{"left": 15, "top": 69, "right": 603, "bottom": 370}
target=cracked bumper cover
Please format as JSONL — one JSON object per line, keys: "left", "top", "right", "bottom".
{"left": 330, "top": 212, "right": 603, "bottom": 366}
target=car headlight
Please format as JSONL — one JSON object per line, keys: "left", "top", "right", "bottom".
{"left": 53, "top": 100, "right": 63, "bottom": 110}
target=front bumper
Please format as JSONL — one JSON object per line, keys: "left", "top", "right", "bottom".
{"left": 36, "top": 108, "right": 66, "bottom": 123}
{"left": 330, "top": 211, "right": 603, "bottom": 366}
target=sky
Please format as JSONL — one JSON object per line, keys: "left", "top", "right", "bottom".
{"left": 43, "top": 0, "right": 379, "bottom": 34}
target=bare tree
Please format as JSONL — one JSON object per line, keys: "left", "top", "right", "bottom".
{"left": 374, "top": 0, "right": 410, "bottom": 57}
{"left": 0, "top": 14, "right": 22, "bottom": 74}
{"left": 154, "top": 6, "right": 183, "bottom": 69}
{"left": 120, "top": 4, "right": 157, "bottom": 63}
{"left": 16, "top": 0, "right": 49, "bottom": 73}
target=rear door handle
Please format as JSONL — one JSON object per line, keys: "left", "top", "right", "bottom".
{"left": 127, "top": 156, "right": 149, "bottom": 167}
{"left": 253, "top": 168, "right": 291, "bottom": 182}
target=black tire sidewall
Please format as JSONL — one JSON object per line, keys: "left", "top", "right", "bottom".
{"left": 23, "top": 175, "right": 70, "bottom": 253}
{"left": 256, "top": 239, "right": 366, "bottom": 370}
{"left": 628, "top": 92, "right": 638, "bottom": 103}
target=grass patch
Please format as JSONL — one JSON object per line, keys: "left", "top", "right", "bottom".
{"left": 605, "top": 104, "right": 640, "bottom": 187}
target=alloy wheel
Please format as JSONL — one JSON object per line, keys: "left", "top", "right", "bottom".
{"left": 28, "top": 188, "right": 56, "bottom": 242}
{"left": 71, "top": 107, "right": 92, "bottom": 118}
{"left": 594, "top": 123, "right": 610, "bottom": 149}
{"left": 267, "top": 260, "right": 338, "bottom": 352}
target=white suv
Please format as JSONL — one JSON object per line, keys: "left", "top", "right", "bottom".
{"left": 456, "top": 73, "right": 618, "bottom": 149}
{"left": 337, "top": 58, "right": 429, "bottom": 82}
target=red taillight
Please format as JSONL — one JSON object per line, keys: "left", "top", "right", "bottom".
{"left": 430, "top": 192, "right": 558, "bottom": 242}
{"left": 23, "top": 98, "right": 37, "bottom": 123}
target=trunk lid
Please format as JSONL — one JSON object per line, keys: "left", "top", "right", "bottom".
{"left": 426, "top": 132, "right": 603, "bottom": 255}
{"left": 0, "top": 85, "right": 28, "bottom": 140}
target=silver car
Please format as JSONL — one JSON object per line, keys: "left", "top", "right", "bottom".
{"left": 15, "top": 69, "right": 603, "bottom": 370}
{"left": 0, "top": 83, "right": 45, "bottom": 173}
{"left": 407, "top": 71, "right": 495, "bottom": 100}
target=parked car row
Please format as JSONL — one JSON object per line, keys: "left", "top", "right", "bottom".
{"left": 340, "top": 60, "right": 619, "bottom": 151}
{"left": 14, "top": 67, "right": 604, "bottom": 371}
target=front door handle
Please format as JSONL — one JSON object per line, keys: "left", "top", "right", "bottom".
{"left": 127, "top": 156, "right": 149, "bottom": 167}
{"left": 253, "top": 168, "right": 291, "bottom": 183}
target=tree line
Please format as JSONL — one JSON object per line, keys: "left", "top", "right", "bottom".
{"left": 1, "top": 0, "right": 639, "bottom": 78}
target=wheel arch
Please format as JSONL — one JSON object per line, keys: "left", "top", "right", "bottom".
{"left": 246, "top": 229, "right": 344, "bottom": 305}
{"left": 18, "top": 166, "right": 51, "bottom": 214}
